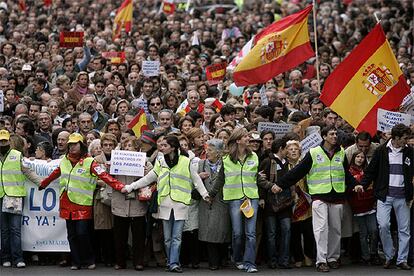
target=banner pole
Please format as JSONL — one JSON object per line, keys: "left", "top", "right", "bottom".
{"left": 312, "top": 0, "right": 321, "bottom": 94}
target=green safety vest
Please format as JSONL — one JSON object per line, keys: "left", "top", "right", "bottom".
{"left": 153, "top": 155, "right": 193, "bottom": 205}
{"left": 307, "top": 146, "right": 346, "bottom": 195}
{"left": 0, "top": 149, "right": 27, "bottom": 198}
{"left": 222, "top": 153, "right": 259, "bottom": 201}
{"left": 59, "top": 156, "right": 97, "bottom": 206}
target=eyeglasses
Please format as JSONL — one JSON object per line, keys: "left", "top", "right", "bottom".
{"left": 150, "top": 102, "right": 161, "bottom": 106}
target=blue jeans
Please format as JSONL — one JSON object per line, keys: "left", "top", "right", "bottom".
{"left": 228, "top": 199, "right": 258, "bottom": 269}
{"left": 162, "top": 210, "right": 184, "bottom": 269}
{"left": 0, "top": 205, "right": 24, "bottom": 264}
{"left": 377, "top": 196, "right": 411, "bottom": 264}
{"left": 355, "top": 213, "right": 378, "bottom": 260}
{"left": 265, "top": 215, "right": 291, "bottom": 266}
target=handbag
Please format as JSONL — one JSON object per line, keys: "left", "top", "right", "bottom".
{"left": 267, "top": 159, "right": 294, "bottom": 213}
{"left": 2, "top": 195, "right": 23, "bottom": 214}
{"left": 137, "top": 184, "right": 157, "bottom": 201}
{"left": 99, "top": 186, "right": 112, "bottom": 206}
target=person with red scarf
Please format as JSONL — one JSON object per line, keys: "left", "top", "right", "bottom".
{"left": 39, "top": 133, "right": 125, "bottom": 270}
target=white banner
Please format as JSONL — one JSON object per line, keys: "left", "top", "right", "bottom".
{"left": 257, "top": 122, "right": 293, "bottom": 137}
{"left": 21, "top": 158, "right": 70, "bottom": 252}
{"left": 142, "top": 60, "right": 160, "bottom": 77}
{"left": 110, "top": 150, "right": 146, "bottom": 177}
{"left": 300, "top": 132, "right": 323, "bottom": 158}
{"left": 377, "top": 108, "right": 411, "bottom": 132}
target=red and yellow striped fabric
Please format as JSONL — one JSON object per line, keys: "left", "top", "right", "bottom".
{"left": 128, "top": 109, "right": 149, "bottom": 138}
{"left": 113, "top": 0, "right": 133, "bottom": 40}
{"left": 320, "top": 24, "right": 410, "bottom": 136}
{"left": 233, "top": 5, "right": 314, "bottom": 86}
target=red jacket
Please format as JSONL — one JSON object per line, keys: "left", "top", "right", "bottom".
{"left": 41, "top": 157, "right": 124, "bottom": 220}
{"left": 348, "top": 165, "right": 375, "bottom": 215}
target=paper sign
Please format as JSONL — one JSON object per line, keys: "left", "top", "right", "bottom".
{"left": 300, "top": 132, "right": 323, "bottom": 158}
{"left": 206, "top": 62, "right": 227, "bottom": 85}
{"left": 110, "top": 150, "right": 146, "bottom": 177}
{"left": 59, "top": 32, "right": 84, "bottom": 48}
{"left": 142, "top": 60, "right": 160, "bottom": 77}
{"left": 102, "top": 51, "right": 126, "bottom": 64}
{"left": 400, "top": 87, "right": 414, "bottom": 117}
{"left": 0, "top": 90, "right": 3, "bottom": 113}
{"left": 257, "top": 122, "right": 293, "bottom": 137}
{"left": 259, "top": 85, "right": 268, "bottom": 106}
{"left": 377, "top": 108, "right": 411, "bottom": 132}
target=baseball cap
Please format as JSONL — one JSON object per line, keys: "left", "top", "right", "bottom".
{"left": 240, "top": 198, "right": 254, "bottom": 218}
{"left": 0, "top": 129, "right": 10, "bottom": 141}
{"left": 67, "top": 133, "right": 84, "bottom": 144}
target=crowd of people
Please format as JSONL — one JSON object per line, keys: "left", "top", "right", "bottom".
{"left": 0, "top": 0, "right": 413, "bottom": 273}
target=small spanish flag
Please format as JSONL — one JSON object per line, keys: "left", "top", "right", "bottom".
{"left": 233, "top": 5, "right": 314, "bottom": 86}
{"left": 128, "top": 109, "right": 149, "bottom": 138}
{"left": 18, "top": 0, "right": 26, "bottom": 12}
{"left": 113, "top": 0, "right": 133, "bottom": 40}
{"left": 320, "top": 24, "right": 410, "bottom": 136}
{"left": 162, "top": 0, "right": 175, "bottom": 15}
{"left": 210, "top": 99, "right": 223, "bottom": 113}
{"left": 44, "top": 0, "right": 52, "bottom": 7}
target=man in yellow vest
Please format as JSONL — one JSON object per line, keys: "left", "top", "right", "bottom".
{"left": 0, "top": 129, "right": 42, "bottom": 268}
{"left": 276, "top": 126, "right": 363, "bottom": 272}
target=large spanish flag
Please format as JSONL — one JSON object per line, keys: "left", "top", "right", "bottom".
{"left": 233, "top": 5, "right": 314, "bottom": 86}
{"left": 128, "top": 109, "right": 149, "bottom": 138}
{"left": 113, "top": 0, "right": 133, "bottom": 40}
{"left": 320, "top": 24, "right": 410, "bottom": 136}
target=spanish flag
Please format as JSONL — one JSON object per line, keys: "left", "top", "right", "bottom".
{"left": 320, "top": 24, "right": 410, "bottom": 136}
{"left": 113, "top": 0, "right": 133, "bottom": 40}
{"left": 233, "top": 5, "right": 314, "bottom": 86}
{"left": 128, "top": 109, "right": 149, "bottom": 138}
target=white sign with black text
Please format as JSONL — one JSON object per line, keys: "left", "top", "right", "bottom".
{"left": 110, "top": 150, "right": 146, "bottom": 177}
{"left": 377, "top": 108, "right": 411, "bottom": 132}
{"left": 142, "top": 60, "right": 160, "bottom": 77}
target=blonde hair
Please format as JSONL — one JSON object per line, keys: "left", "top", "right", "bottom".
{"left": 227, "top": 127, "right": 251, "bottom": 163}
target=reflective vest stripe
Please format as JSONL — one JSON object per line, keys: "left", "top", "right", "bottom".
{"left": 170, "top": 185, "right": 192, "bottom": 193}
{"left": 170, "top": 173, "right": 192, "bottom": 182}
{"left": 308, "top": 177, "right": 345, "bottom": 185}
{"left": 226, "top": 171, "right": 256, "bottom": 177}
{"left": 2, "top": 182, "right": 25, "bottom": 187}
{"left": 68, "top": 186, "right": 94, "bottom": 196}
{"left": 1, "top": 170, "right": 23, "bottom": 175}
{"left": 310, "top": 166, "right": 343, "bottom": 173}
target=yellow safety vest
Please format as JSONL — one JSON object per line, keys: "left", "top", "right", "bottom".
{"left": 0, "top": 149, "right": 27, "bottom": 198}
{"left": 222, "top": 153, "right": 259, "bottom": 201}
{"left": 59, "top": 156, "right": 97, "bottom": 206}
{"left": 307, "top": 146, "right": 346, "bottom": 195}
{"left": 153, "top": 155, "right": 193, "bottom": 205}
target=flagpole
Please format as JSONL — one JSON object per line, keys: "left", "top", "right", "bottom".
{"left": 312, "top": 0, "right": 321, "bottom": 94}
{"left": 374, "top": 12, "right": 381, "bottom": 23}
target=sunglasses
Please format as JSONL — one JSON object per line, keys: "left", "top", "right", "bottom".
{"left": 150, "top": 102, "right": 161, "bottom": 106}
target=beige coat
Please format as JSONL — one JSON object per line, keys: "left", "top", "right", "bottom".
{"left": 93, "top": 153, "right": 114, "bottom": 230}
{"left": 112, "top": 162, "right": 153, "bottom": 218}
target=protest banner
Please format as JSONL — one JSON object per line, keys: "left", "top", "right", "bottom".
{"left": 259, "top": 86, "right": 268, "bottom": 106}
{"left": 142, "top": 60, "right": 160, "bottom": 77}
{"left": 0, "top": 90, "right": 3, "bottom": 113}
{"left": 21, "top": 158, "right": 70, "bottom": 252}
{"left": 300, "top": 132, "right": 323, "bottom": 158}
{"left": 59, "top": 32, "right": 84, "bottom": 48}
{"left": 110, "top": 150, "right": 146, "bottom": 177}
{"left": 205, "top": 62, "right": 226, "bottom": 85}
{"left": 257, "top": 122, "right": 293, "bottom": 137}
{"left": 102, "top": 51, "right": 126, "bottom": 64}
{"left": 377, "top": 108, "right": 411, "bottom": 132}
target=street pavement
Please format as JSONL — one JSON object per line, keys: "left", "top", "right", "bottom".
{"left": 0, "top": 263, "right": 413, "bottom": 276}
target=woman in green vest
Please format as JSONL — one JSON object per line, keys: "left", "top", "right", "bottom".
{"left": 122, "top": 134, "right": 209, "bottom": 273}
{"left": 209, "top": 128, "right": 279, "bottom": 273}
{"left": 40, "top": 133, "right": 126, "bottom": 270}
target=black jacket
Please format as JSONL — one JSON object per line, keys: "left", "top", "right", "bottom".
{"left": 360, "top": 141, "right": 414, "bottom": 203}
